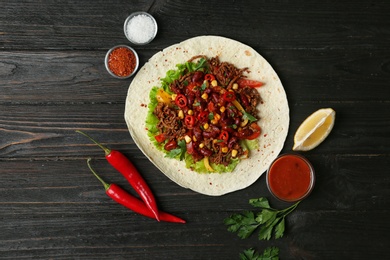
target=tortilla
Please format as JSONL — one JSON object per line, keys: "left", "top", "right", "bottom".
{"left": 124, "top": 36, "right": 289, "bottom": 196}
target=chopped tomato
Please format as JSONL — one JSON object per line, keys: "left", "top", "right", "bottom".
{"left": 186, "top": 82, "right": 198, "bottom": 92}
{"left": 246, "top": 123, "right": 261, "bottom": 140}
{"left": 237, "top": 78, "right": 264, "bottom": 88}
{"left": 175, "top": 94, "right": 188, "bottom": 108}
{"left": 222, "top": 91, "right": 236, "bottom": 102}
{"left": 207, "top": 101, "right": 216, "bottom": 112}
{"left": 185, "top": 115, "right": 196, "bottom": 128}
{"left": 155, "top": 133, "right": 166, "bottom": 143}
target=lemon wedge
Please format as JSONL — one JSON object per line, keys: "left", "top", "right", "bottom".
{"left": 293, "top": 108, "right": 335, "bottom": 151}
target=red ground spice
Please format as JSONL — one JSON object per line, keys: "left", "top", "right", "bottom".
{"left": 108, "top": 47, "right": 136, "bottom": 77}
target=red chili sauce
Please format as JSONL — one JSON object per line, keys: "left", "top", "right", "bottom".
{"left": 267, "top": 154, "right": 314, "bottom": 202}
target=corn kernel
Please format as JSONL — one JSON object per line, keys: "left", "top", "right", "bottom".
{"left": 193, "top": 136, "right": 197, "bottom": 142}
{"left": 211, "top": 119, "right": 218, "bottom": 125}
{"left": 231, "top": 149, "right": 238, "bottom": 157}
{"left": 184, "top": 135, "right": 192, "bottom": 143}
{"left": 232, "top": 83, "right": 239, "bottom": 90}
{"left": 187, "top": 109, "right": 193, "bottom": 115}
{"left": 178, "top": 110, "right": 184, "bottom": 119}
{"left": 203, "top": 123, "right": 209, "bottom": 130}
{"left": 171, "top": 94, "right": 177, "bottom": 100}
{"left": 221, "top": 147, "right": 228, "bottom": 153}
{"left": 214, "top": 113, "right": 221, "bottom": 120}
{"left": 219, "top": 106, "right": 226, "bottom": 113}
{"left": 199, "top": 143, "right": 205, "bottom": 148}
{"left": 211, "top": 80, "right": 218, "bottom": 87}
{"left": 201, "top": 93, "right": 208, "bottom": 100}
{"left": 213, "top": 139, "right": 218, "bottom": 144}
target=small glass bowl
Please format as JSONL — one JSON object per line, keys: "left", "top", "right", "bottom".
{"left": 124, "top": 11, "right": 158, "bottom": 45}
{"left": 266, "top": 153, "right": 315, "bottom": 202}
{"left": 104, "top": 45, "right": 139, "bottom": 79}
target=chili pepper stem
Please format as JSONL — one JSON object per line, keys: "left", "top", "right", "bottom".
{"left": 87, "top": 158, "right": 110, "bottom": 191}
{"left": 76, "top": 130, "right": 111, "bottom": 156}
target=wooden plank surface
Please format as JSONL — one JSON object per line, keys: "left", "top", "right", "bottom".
{"left": 0, "top": 0, "right": 389, "bottom": 259}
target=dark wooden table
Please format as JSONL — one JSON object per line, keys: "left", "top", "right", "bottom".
{"left": 1, "top": 1, "right": 389, "bottom": 259}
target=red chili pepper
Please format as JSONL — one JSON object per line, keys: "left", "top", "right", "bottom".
{"left": 205, "top": 74, "right": 215, "bottom": 81}
{"left": 184, "top": 115, "right": 196, "bottom": 128}
{"left": 175, "top": 94, "right": 188, "bottom": 108}
{"left": 87, "top": 159, "right": 185, "bottom": 224}
{"left": 218, "top": 130, "right": 229, "bottom": 143}
{"left": 222, "top": 91, "right": 236, "bottom": 102}
{"left": 76, "top": 130, "right": 160, "bottom": 221}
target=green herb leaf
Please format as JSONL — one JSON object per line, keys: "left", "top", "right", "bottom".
{"left": 243, "top": 111, "right": 257, "bottom": 123}
{"left": 249, "top": 197, "right": 271, "bottom": 209}
{"left": 258, "top": 221, "right": 274, "bottom": 240}
{"left": 201, "top": 81, "right": 207, "bottom": 91}
{"left": 240, "top": 247, "right": 279, "bottom": 260}
{"left": 256, "top": 209, "right": 276, "bottom": 225}
{"left": 262, "top": 247, "right": 280, "bottom": 260}
{"left": 274, "top": 217, "right": 285, "bottom": 239}
{"left": 165, "top": 139, "right": 186, "bottom": 161}
{"left": 208, "top": 113, "right": 214, "bottom": 120}
{"left": 224, "top": 211, "right": 260, "bottom": 239}
{"left": 224, "top": 197, "right": 300, "bottom": 240}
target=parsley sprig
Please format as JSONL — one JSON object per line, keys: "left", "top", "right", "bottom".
{"left": 224, "top": 197, "right": 300, "bottom": 240}
{"left": 240, "top": 247, "right": 279, "bottom": 260}
{"left": 165, "top": 139, "right": 186, "bottom": 161}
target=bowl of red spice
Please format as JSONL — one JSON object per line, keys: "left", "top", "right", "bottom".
{"left": 266, "top": 153, "right": 315, "bottom": 202}
{"left": 105, "top": 45, "right": 139, "bottom": 79}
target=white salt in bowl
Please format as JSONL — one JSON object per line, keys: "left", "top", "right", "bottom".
{"left": 124, "top": 12, "right": 158, "bottom": 45}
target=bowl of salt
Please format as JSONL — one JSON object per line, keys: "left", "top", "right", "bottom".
{"left": 124, "top": 12, "right": 158, "bottom": 45}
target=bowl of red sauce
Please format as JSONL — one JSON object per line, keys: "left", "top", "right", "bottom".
{"left": 105, "top": 45, "right": 139, "bottom": 79}
{"left": 266, "top": 153, "right": 315, "bottom": 202}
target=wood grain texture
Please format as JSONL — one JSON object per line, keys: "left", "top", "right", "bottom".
{"left": 0, "top": 0, "right": 389, "bottom": 259}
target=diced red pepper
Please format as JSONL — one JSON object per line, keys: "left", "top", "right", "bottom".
{"left": 154, "top": 133, "right": 166, "bottom": 143}
{"left": 175, "top": 94, "right": 188, "bottom": 108}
